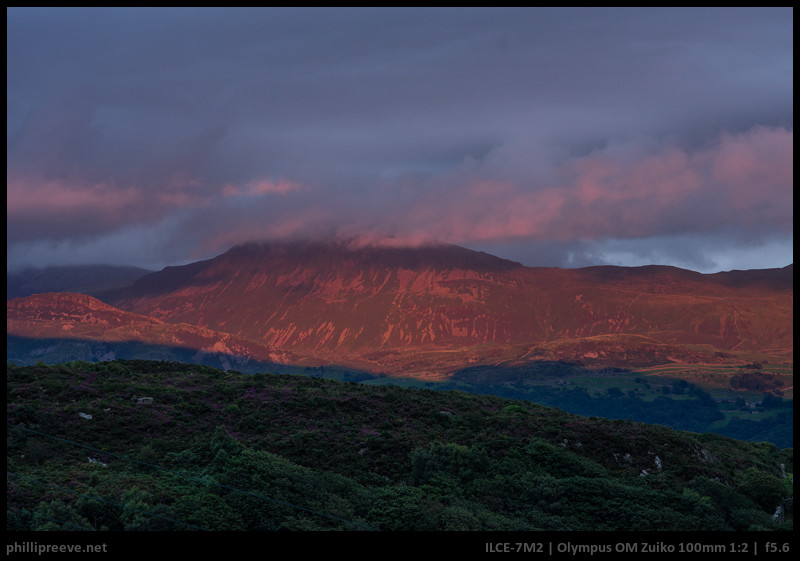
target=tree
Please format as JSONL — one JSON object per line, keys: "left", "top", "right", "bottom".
{"left": 174, "top": 491, "right": 244, "bottom": 531}
{"left": 737, "top": 468, "right": 787, "bottom": 512}
{"left": 119, "top": 488, "right": 177, "bottom": 531}
{"left": 31, "top": 500, "right": 92, "bottom": 531}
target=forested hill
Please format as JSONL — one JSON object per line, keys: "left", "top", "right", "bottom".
{"left": 6, "top": 360, "right": 792, "bottom": 533}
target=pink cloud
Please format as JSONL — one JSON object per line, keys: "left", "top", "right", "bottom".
{"left": 156, "top": 191, "right": 214, "bottom": 208}
{"left": 707, "top": 126, "right": 793, "bottom": 218}
{"left": 7, "top": 176, "right": 141, "bottom": 215}
{"left": 399, "top": 125, "right": 794, "bottom": 245}
{"left": 222, "top": 178, "right": 304, "bottom": 198}
{"left": 196, "top": 206, "right": 333, "bottom": 256}
{"left": 247, "top": 178, "right": 303, "bottom": 195}
{"left": 246, "top": 125, "right": 787, "bottom": 255}
{"left": 8, "top": 125, "right": 789, "bottom": 265}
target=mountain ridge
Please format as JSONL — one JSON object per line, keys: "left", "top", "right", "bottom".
{"left": 7, "top": 241, "right": 792, "bottom": 377}
{"left": 6, "top": 292, "right": 306, "bottom": 370}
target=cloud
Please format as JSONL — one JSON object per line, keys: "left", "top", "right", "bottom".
{"left": 6, "top": 8, "right": 793, "bottom": 272}
{"left": 7, "top": 177, "right": 139, "bottom": 216}
{"left": 222, "top": 178, "right": 304, "bottom": 198}
{"left": 7, "top": 176, "right": 144, "bottom": 242}
{"left": 320, "top": 125, "right": 793, "bottom": 246}
{"left": 137, "top": 125, "right": 788, "bottom": 269}
{"left": 7, "top": 123, "right": 791, "bottom": 272}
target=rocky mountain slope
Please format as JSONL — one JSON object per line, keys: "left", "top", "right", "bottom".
{"left": 7, "top": 241, "right": 793, "bottom": 377}
{"left": 6, "top": 292, "right": 304, "bottom": 370}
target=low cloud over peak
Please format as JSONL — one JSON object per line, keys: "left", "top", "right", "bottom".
{"left": 7, "top": 8, "right": 792, "bottom": 273}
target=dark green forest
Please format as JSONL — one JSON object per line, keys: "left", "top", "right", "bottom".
{"left": 6, "top": 360, "right": 793, "bottom": 532}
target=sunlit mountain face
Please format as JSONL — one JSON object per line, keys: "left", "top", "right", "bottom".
{"left": 5, "top": 291, "right": 307, "bottom": 371}
{"left": 8, "top": 241, "right": 792, "bottom": 378}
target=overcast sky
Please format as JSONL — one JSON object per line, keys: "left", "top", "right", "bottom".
{"left": 7, "top": 7, "right": 793, "bottom": 273}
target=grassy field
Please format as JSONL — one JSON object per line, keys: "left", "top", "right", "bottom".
{"left": 633, "top": 361, "right": 793, "bottom": 400}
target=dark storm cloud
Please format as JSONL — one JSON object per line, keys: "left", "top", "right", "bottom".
{"left": 6, "top": 7, "right": 793, "bottom": 272}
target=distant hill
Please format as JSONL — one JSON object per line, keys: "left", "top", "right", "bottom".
{"left": 7, "top": 242, "right": 793, "bottom": 377}
{"left": 7, "top": 264, "right": 151, "bottom": 300}
{"left": 86, "top": 240, "right": 793, "bottom": 376}
{"left": 6, "top": 292, "right": 306, "bottom": 371}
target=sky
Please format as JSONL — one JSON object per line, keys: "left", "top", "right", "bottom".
{"left": 7, "top": 7, "right": 793, "bottom": 273}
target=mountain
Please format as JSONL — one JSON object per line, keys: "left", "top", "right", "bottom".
{"left": 7, "top": 241, "right": 793, "bottom": 377}
{"left": 7, "top": 264, "right": 153, "bottom": 300}
{"left": 6, "top": 292, "right": 305, "bottom": 371}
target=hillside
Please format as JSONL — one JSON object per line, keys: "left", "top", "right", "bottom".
{"left": 92, "top": 241, "right": 792, "bottom": 376}
{"left": 6, "top": 360, "right": 793, "bottom": 532}
{"left": 6, "top": 292, "right": 306, "bottom": 371}
{"left": 8, "top": 290, "right": 792, "bottom": 448}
